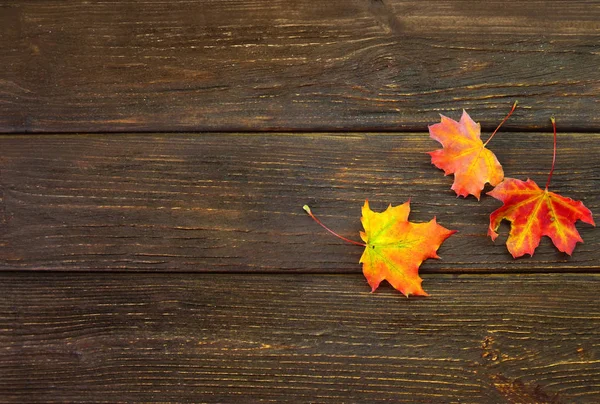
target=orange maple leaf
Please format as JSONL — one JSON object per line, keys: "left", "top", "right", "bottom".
{"left": 428, "top": 103, "right": 517, "bottom": 199}
{"left": 304, "top": 201, "right": 456, "bottom": 297}
{"left": 359, "top": 200, "right": 456, "bottom": 296}
{"left": 487, "top": 118, "right": 595, "bottom": 258}
{"left": 488, "top": 179, "right": 594, "bottom": 257}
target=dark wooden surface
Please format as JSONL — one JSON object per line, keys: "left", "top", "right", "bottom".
{"left": 1, "top": 0, "right": 599, "bottom": 133}
{"left": 1, "top": 0, "right": 599, "bottom": 402}
{"left": 0, "top": 132, "right": 598, "bottom": 273}
{"left": 1, "top": 273, "right": 599, "bottom": 403}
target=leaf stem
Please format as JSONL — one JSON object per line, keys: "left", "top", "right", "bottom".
{"left": 303, "top": 205, "right": 366, "bottom": 247}
{"left": 545, "top": 116, "right": 557, "bottom": 190}
{"left": 483, "top": 101, "right": 518, "bottom": 147}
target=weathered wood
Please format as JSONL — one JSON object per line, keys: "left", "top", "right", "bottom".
{"left": 0, "top": 273, "right": 598, "bottom": 402}
{"left": 1, "top": 133, "right": 597, "bottom": 272}
{"left": 1, "top": 0, "right": 599, "bottom": 133}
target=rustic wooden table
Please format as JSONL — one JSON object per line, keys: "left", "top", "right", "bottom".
{"left": 1, "top": 1, "right": 598, "bottom": 402}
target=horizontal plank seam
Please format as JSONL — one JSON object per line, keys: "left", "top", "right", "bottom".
{"left": 0, "top": 269, "right": 598, "bottom": 275}
{"left": 2, "top": 127, "right": 600, "bottom": 136}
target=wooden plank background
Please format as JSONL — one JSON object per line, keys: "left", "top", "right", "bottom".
{"left": 0, "top": 0, "right": 598, "bottom": 132}
{"left": 0, "top": 132, "right": 598, "bottom": 272}
{"left": 1, "top": 273, "right": 599, "bottom": 403}
{"left": 1, "top": 0, "right": 599, "bottom": 402}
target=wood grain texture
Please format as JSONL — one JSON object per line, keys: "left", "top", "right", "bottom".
{"left": 0, "top": 273, "right": 598, "bottom": 403}
{"left": 1, "top": 0, "right": 599, "bottom": 133}
{"left": 0, "top": 132, "right": 597, "bottom": 272}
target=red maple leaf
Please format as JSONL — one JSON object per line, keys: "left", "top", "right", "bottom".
{"left": 488, "top": 118, "right": 595, "bottom": 258}
{"left": 304, "top": 201, "right": 456, "bottom": 297}
{"left": 428, "top": 102, "right": 517, "bottom": 199}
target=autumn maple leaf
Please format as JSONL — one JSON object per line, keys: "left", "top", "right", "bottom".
{"left": 428, "top": 102, "right": 517, "bottom": 199}
{"left": 304, "top": 201, "right": 456, "bottom": 297}
{"left": 488, "top": 118, "right": 595, "bottom": 258}
{"left": 358, "top": 200, "right": 456, "bottom": 296}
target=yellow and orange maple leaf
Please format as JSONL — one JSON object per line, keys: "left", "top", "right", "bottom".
{"left": 304, "top": 201, "right": 455, "bottom": 297}
{"left": 359, "top": 200, "right": 456, "bottom": 296}
{"left": 428, "top": 104, "right": 517, "bottom": 199}
{"left": 487, "top": 178, "right": 595, "bottom": 258}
